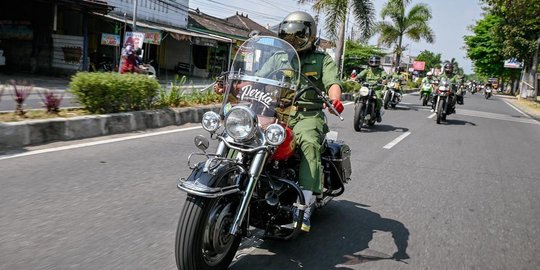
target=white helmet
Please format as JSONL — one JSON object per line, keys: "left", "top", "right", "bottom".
{"left": 427, "top": 72, "right": 433, "bottom": 76}
{"left": 278, "top": 11, "right": 317, "bottom": 52}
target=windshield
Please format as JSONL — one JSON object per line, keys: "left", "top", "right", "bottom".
{"left": 221, "top": 36, "right": 301, "bottom": 126}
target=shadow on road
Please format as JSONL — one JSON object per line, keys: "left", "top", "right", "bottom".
{"left": 443, "top": 119, "right": 477, "bottom": 126}
{"left": 360, "top": 125, "right": 409, "bottom": 133}
{"left": 230, "top": 200, "right": 410, "bottom": 270}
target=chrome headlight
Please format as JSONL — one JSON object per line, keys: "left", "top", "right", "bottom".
{"left": 359, "top": 87, "right": 370, "bottom": 96}
{"left": 224, "top": 106, "right": 257, "bottom": 141}
{"left": 265, "top": 124, "right": 286, "bottom": 146}
{"left": 201, "top": 111, "right": 221, "bottom": 132}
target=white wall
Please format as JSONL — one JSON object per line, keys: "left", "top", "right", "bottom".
{"left": 108, "top": 0, "right": 188, "bottom": 28}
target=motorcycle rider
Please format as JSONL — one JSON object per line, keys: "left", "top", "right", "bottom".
{"left": 215, "top": 11, "right": 344, "bottom": 232}
{"left": 438, "top": 63, "right": 460, "bottom": 113}
{"left": 420, "top": 71, "right": 434, "bottom": 100}
{"left": 358, "top": 55, "right": 387, "bottom": 122}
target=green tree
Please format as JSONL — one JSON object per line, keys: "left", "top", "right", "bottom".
{"left": 463, "top": 13, "right": 521, "bottom": 93}
{"left": 343, "top": 40, "right": 386, "bottom": 75}
{"left": 375, "top": 0, "right": 434, "bottom": 71}
{"left": 415, "top": 50, "right": 441, "bottom": 73}
{"left": 483, "top": 0, "right": 540, "bottom": 98}
{"left": 300, "top": 0, "right": 375, "bottom": 74}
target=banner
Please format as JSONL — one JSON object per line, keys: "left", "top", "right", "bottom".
{"left": 412, "top": 61, "right": 426, "bottom": 71}
{"left": 504, "top": 58, "right": 523, "bottom": 69}
{"left": 101, "top": 33, "right": 120, "bottom": 46}
{"left": 119, "top": 32, "right": 145, "bottom": 73}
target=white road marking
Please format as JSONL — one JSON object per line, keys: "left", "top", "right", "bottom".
{"left": 428, "top": 113, "right": 436, "bottom": 119}
{"left": 383, "top": 131, "right": 412, "bottom": 149}
{"left": 501, "top": 99, "right": 533, "bottom": 119}
{"left": 457, "top": 109, "right": 539, "bottom": 125}
{"left": 0, "top": 126, "right": 203, "bottom": 161}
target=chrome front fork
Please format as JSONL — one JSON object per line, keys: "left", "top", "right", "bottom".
{"left": 229, "top": 150, "right": 268, "bottom": 235}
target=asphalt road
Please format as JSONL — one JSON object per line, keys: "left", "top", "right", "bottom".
{"left": 1, "top": 92, "right": 539, "bottom": 270}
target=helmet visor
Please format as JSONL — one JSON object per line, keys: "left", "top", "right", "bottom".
{"left": 278, "top": 21, "right": 312, "bottom": 50}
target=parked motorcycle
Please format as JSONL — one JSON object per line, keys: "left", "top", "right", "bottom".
{"left": 420, "top": 81, "right": 433, "bottom": 106}
{"left": 174, "top": 36, "right": 351, "bottom": 270}
{"left": 382, "top": 78, "right": 402, "bottom": 109}
{"left": 353, "top": 82, "right": 381, "bottom": 131}
{"left": 434, "top": 78, "right": 454, "bottom": 124}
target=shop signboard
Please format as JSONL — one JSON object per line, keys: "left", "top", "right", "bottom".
{"left": 504, "top": 58, "right": 523, "bottom": 69}
{"left": 144, "top": 31, "right": 161, "bottom": 45}
{"left": 101, "top": 33, "right": 121, "bottom": 46}
{"left": 412, "top": 61, "right": 425, "bottom": 71}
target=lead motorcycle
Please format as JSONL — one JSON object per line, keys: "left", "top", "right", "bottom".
{"left": 353, "top": 82, "right": 381, "bottom": 131}
{"left": 434, "top": 78, "right": 454, "bottom": 124}
{"left": 175, "top": 36, "right": 352, "bottom": 270}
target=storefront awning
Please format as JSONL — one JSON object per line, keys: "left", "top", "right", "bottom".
{"left": 99, "top": 13, "right": 232, "bottom": 43}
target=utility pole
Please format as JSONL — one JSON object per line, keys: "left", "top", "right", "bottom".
{"left": 133, "top": 0, "right": 138, "bottom": 31}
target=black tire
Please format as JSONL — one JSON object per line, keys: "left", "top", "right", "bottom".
{"left": 422, "top": 95, "right": 428, "bottom": 106}
{"left": 391, "top": 103, "right": 396, "bottom": 109}
{"left": 353, "top": 103, "right": 364, "bottom": 132}
{"left": 175, "top": 194, "right": 241, "bottom": 270}
{"left": 383, "top": 91, "right": 390, "bottom": 109}
{"left": 436, "top": 99, "right": 444, "bottom": 124}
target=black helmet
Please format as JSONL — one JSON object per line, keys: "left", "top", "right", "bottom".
{"left": 368, "top": 55, "right": 381, "bottom": 67}
{"left": 444, "top": 63, "right": 453, "bottom": 74}
{"left": 278, "top": 11, "right": 317, "bottom": 52}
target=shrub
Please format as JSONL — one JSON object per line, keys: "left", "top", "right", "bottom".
{"left": 10, "top": 80, "right": 33, "bottom": 116}
{"left": 39, "top": 89, "right": 64, "bottom": 113}
{"left": 156, "top": 75, "right": 221, "bottom": 108}
{"left": 69, "top": 72, "right": 160, "bottom": 113}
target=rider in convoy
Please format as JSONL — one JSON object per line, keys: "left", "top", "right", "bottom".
{"left": 215, "top": 11, "right": 344, "bottom": 232}
{"left": 350, "top": 69, "right": 358, "bottom": 81}
{"left": 438, "top": 63, "right": 460, "bottom": 112}
{"left": 358, "top": 55, "right": 387, "bottom": 122}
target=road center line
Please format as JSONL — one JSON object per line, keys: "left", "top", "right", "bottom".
{"left": 383, "top": 131, "right": 412, "bottom": 149}
{"left": 0, "top": 126, "right": 203, "bottom": 161}
{"left": 428, "top": 113, "right": 436, "bottom": 119}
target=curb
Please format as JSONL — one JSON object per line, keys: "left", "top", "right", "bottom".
{"left": 0, "top": 105, "right": 220, "bottom": 149}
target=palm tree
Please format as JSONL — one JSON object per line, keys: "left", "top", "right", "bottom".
{"left": 375, "top": 0, "right": 434, "bottom": 71}
{"left": 300, "top": 0, "right": 375, "bottom": 75}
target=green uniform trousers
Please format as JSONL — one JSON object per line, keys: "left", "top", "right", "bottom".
{"left": 288, "top": 110, "right": 329, "bottom": 194}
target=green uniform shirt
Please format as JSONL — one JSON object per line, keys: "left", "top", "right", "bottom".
{"left": 358, "top": 67, "right": 388, "bottom": 83}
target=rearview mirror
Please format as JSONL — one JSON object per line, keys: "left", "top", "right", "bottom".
{"left": 194, "top": 135, "right": 209, "bottom": 152}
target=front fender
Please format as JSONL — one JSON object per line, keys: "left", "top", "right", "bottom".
{"left": 177, "top": 160, "right": 244, "bottom": 198}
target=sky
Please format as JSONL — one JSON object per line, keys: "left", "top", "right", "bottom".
{"left": 188, "top": 0, "right": 484, "bottom": 74}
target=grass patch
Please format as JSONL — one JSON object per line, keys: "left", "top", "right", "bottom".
{"left": 0, "top": 109, "right": 91, "bottom": 122}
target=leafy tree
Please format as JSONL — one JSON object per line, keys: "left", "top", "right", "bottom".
{"left": 415, "top": 50, "right": 441, "bottom": 73}
{"left": 300, "top": 0, "right": 375, "bottom": 74}
{"left": 374, "top": 0, "right": 434, "bottom": 71}
{"left": 343, "top": 40, "right": 386, "bottom": 75}
{"left": 482, "top": 0, "right": 540, "bottom": 98}
{"left": 463, "top": 13, "right": 521, "bottom": 93}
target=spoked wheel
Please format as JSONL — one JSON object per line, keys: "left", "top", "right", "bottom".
{"left": 175, "top": 194, "right": 241, "bottom": 270}
{"left": 353, "top": 103, "right": 365, "bottom": 132}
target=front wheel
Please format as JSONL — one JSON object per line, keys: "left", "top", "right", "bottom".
{"left": 175, "top": 195, "right": 241, "bottom": 270}
{"left": 436, "top": 98, "right": 445, "bottom": 124}
{"left": 422, "top": 95, "right": 429, "bottom": 106}
{"left": 383, "top": 91, "right": 390, "bottom": 109}
{"left": 353, "top": 103, "right": 365, "bottom": 132}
